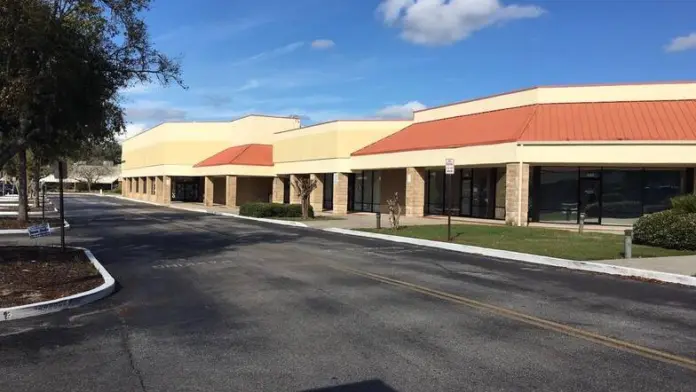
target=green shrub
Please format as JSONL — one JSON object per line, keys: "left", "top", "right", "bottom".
{"left": 239, "top": 202, "right": 313, "bottom": 219}
{"left": 633, "top": 210, "right": 696, "bottom": 251}
{"left": 671, "top": 194, "right": 696, "bottom": 214}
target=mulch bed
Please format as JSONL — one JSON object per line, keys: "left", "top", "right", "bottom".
{"left": 0, "top": 247, "right": 103, "bottom": 308}
{"left": 0, "top": 218, "right": 64, "bottom": 230}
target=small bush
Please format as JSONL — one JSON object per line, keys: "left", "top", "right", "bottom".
{"left": 633, "top": 210, "right": 696, "bottom": 251}
{"left": 671, "top": 194, "right": 696, "bottom": 214}
{"left": 239, "top": 202, "right": 314, "bottom": 219}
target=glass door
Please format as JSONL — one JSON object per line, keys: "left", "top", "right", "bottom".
{"left": 322, "top": 173, "right": 334, "bottom": 210}
{"left": 579, "top": 178, "right": 601, "bottom": 224}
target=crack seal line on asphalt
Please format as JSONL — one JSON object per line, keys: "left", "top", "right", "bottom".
{"left": 332, "top": 265, "right": 696, "bottom": 373}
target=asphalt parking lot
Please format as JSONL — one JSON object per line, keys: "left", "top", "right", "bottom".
{"left": 1, "top": 194, "right": 695, "bottom": 391}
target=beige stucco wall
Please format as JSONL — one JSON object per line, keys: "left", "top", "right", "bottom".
{"left": 121, "top": 115, "right": 299, "bottom": 178}
{"left": 350, "top": 142, "right": 519, "bottom": 170}
{"left": 237, "top": 177, "right": 273, "bottom": 205}
{"left": 192, "top": 164, "right": 275, "bottom": 177}
{"left": 414, "top": 82, "right": 696, "bottom": 123}
{"left": 519, "top": 143, "right": 696, "bottom": 165}
{"left": 273, "top": 120, "right": 411, "bottom": 175}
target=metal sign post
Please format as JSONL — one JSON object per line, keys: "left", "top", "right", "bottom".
{"left": 41, "top": 183, "right": 46, "bottom": 221}
{"left": 445, "top": 158, "right": 455, "bottom": 242}
{"left": 56, "top": 161, "right": 66, "bottom": 252}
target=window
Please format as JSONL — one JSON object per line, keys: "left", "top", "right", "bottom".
{"left": 644, "top": 170, "right": 683, "bottom": 214}
{"left": 426, "top": 170, "right": 444, "bottom": 215}
{"left": 600, "top": 169, "right": 642, "bottom": 225}
{"left": 538, "top": 167, "right": 578, "bottom": 223}
{"left": 151, "top": 178, "right": 156, "bottom": 195}
{"left": 135, "top": 178, "right": 140, "bottom": 193}
{"left": 351, "top": 171, "right": 379, "bottom": 212}
{"left": 531, "top": 167, "right": 689, "bottom": 226}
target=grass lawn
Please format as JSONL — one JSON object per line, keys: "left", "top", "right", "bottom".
{"left": 361, "top": 224, "right": 694, "bottom": 261}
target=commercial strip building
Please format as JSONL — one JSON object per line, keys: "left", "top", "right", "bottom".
{"left": 120, "top": 81, "right": 696, "bottom": 227}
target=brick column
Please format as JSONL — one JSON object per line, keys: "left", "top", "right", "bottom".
{"left": 225, "top": 175, "right": 237, "bottom": 207}
{"left": 145, "top": 177, "right": 153, "bottom": 201}
{"left": 204, "top": 176, "right": 214, "bottom": 207}
{"left": 162, "top": 176, "right": 172, "bottom": 205}
{"left": 134, "top": 178, "right": 140, "bottom": 198}
{"left": 310, "top": 174, "right": 324, "bottom": 211}
{"left": 155, "top": 176, "right": 163, "bottom": 203}
{"left": 289, "top": 175, "right": 301, "bottom": 204}
{"left": 405, "top": 167, "right": 425, "bottom": 217}
{"left": 333, "top": 173, "right": 349, "bottom": 214}
{"left": 272, "top": 177, "right": 285, "bottom": 203}
{"left": 121, "top": 179, "right": 126, "bottom": 196}
{"left": 504, "top": 163, "right": 530, "bottom": 226}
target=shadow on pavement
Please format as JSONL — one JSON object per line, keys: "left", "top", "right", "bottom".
{"left": 300, "top": 380, "right": 398, "bottom": 392}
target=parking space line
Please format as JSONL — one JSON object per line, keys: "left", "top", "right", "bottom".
{"left": 332, "top": 265, "right": 696, "bottom": 372}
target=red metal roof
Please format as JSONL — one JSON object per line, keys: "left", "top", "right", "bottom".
{"left": 352, "top": 100, "right": 696, "bottom": 156}
{"left": 194, "top": 144, "right": 273, "bottom": 167}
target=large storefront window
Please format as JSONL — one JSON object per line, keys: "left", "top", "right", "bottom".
{"left": 350, "top": 171, "right": 380, "bottom": 212}
{"left": 531, "top": 167, "right": 692, "bottom": 225}
{"left": 172, "top": 177, "right": 203, "bottom": 202}
{"left": 426, "top": 167, "right": 504, "bottom": 220}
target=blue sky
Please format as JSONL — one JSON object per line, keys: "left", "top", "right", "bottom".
{"left": 121, "top": 0, "right": 696, "bottom": 138}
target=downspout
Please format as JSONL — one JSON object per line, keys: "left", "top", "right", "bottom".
{"left": 517, "top": 144, "right": 524, "bottom": 227}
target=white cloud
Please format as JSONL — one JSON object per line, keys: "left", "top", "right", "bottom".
{"left": 231, "top": 41, "right": 305, "bottom": 66}
{"left": 665, "top": 32, "right": 696, "bottom": 52}
{"left": 120, "top": 123, "right": 147, "bottom": 142}
{"left": 235, "top": 79, "right": 263, "bottom": 92}
{"left": 378, "top": 0, "right": 544, "bottom": 45}
{"left": 311, "top": 39, "right": 336, "bottom": 50}
{"left": 376, "top": 101, "right": 426, "bottom": 119}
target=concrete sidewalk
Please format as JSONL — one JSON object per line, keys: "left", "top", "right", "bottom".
{"left": 596, "top": 255, "right": 696, "bottom": 277}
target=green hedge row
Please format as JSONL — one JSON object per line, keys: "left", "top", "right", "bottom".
{"left": 239, "top": 202, "right": 313, "bottom": 218}
{"left": 633, "top": 194, "right": 696, "bottom": 251}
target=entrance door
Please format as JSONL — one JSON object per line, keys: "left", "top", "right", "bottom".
{"left": 579, "top": 178, "right": 601, "bottom": 224}
{"left": 322, "top": 173, "right": 334, "bottom": 210}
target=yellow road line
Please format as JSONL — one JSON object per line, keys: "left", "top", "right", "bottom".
{"left": 333, "top": 265, "right": 696, "bottom": 372}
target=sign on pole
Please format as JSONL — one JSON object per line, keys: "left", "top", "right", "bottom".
{"left": 445, "top": 158, "right": 455, "bottom": 175}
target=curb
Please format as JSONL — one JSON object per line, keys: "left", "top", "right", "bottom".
{"left": 0, "top": 220, "right": 71, "bottom": 236}
{"left": 323, "top": 228, "right": 696, "bottom": 288}
{"left": 100, "top": 194, "right": 311, "bottom": 228}
{"left": 1, "top": 247, "right": 116, "bottom": 321}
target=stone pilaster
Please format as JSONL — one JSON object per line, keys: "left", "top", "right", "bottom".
{"left": 146, "top": 177, "right": 153, "bottom": 201}
{"left": 310, "top": 174, "right": 324, "bottom": 211}
{"left": 333, "top": 173, "right": 349, "bottom": 214}
{"left": 204, "top": 176, "right": 214, "bottom": 207}
{"left": 405, "top": 167, "right": 425, "bottom": 217}
{"left": 272, "top": 177, "right": 285, "bottom": 203}
{"left": 225, "top": 175, "right": 237, "bottom": 207}
{"left": 504, "top": 163, "right": 530, "bottom": 226}
{"left": 289, "top": 175, "right": 301, "bottom": 204}
{"left": 155, "top": 176, "right": 163, "bottom": 203}
{"left": 162, "top": 176, "right": 172, "bottom": 205}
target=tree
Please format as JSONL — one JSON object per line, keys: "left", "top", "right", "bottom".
{"left": 387, "top": 192, "right": 402, "bottom": 230}
{"left": 0, "top": 0, "right": 184, "bottom": 168}
{"left": 291, "top": 176, "right": 317, "bottom": 220}
{"left": 0, "top": 0, "right": 184, "bottom": 221}
{"left": 72, "top": 163, "right": 113, "bottom": 191}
